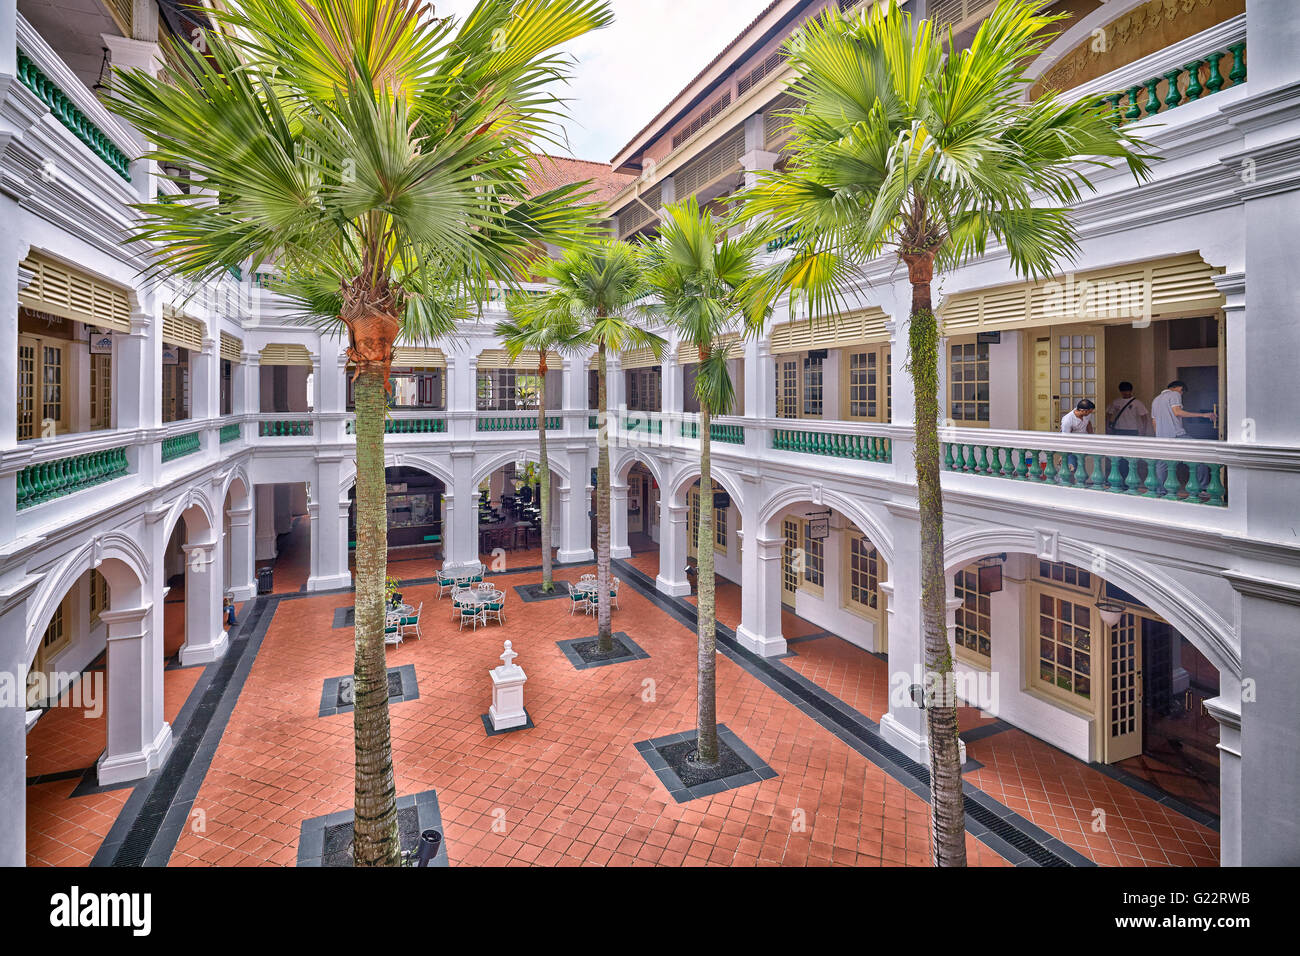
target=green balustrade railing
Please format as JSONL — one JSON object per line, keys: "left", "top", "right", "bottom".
{"left": 766, "top": 227, "right": 800, "bottom": 253}
{"left": 680, "top": 421, "right": 744, "bottom": 444}
{"left": 941, "top": 441, "right": 1227, "bottom": 507}
{"left": 259, "top": 420, "right": 313, "bottom": 437}
{"left": 219, "top": 424, "right": 241, "bottom": 444}
{"left": 16, "top": 446, "right": 130, "bottom": 511}
{"left": 347, "top": 418, "right": 447, "bottom": 435}
{"left": 621, "top": 415, "right": 663, "bottom": 436}
{"left": 476, "top": 416, "right": 561, "bottom": 432}
{"left": 773, "top": 428, "right": 892, "bottom": 463}
{"left": 161, "top": 431, "right": 201, "bottom": 462}
{"left": 1102, "top": 40, "right": 1246, "bottom": 126}
{"left": 16, "top": 48, "right": 132, "bottom": 181}
{"left": 589, "top": 414, "right": 600, "bottom": 430}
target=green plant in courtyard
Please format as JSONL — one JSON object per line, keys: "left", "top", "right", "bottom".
{"left": 736, "top": 0, "right": 1152, "bottom": 865}
{"left": 521, "top": 241, "right": 664, "bottom": 651}
{"left": 108, "top": 0, "right": 613, "bottom": 866}
{"left": 640, "top": 197, "right": 768, "bottom": 766}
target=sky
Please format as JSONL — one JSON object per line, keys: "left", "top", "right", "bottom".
{"left": 435, "top": 0, "right": 774, "bottom": 162}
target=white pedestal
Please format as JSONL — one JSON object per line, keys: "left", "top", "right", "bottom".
{"left": 489, "top": 641, "right": 528, "bottom": 731}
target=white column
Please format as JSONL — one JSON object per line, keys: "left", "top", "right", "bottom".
{"left": 180, "top": 539, "right": 228, "bottom": 665}
{"left": 656, "top": 502, "right": 691, "bottom": 596}
{"left": 308, "top": 458, "right": 352, "bottom": 591}
{"left": 255, "top": 484, "right": 278, "bottom": 561}
{"left": 0, "top": 566, "right": 38, "bottom": 866}
{"left": 97, "top": 604, "right": 174, "bottom": 785}
{"left": 877, "top": 509, "right": 930, "bottom": 763}
{"left": 119, "top": 306, "right": 163, "bottom": 483}
{"left": 736, "top": 532, "right": 786, "bottom": 657}
{"left": 448, "top": 353, "right": 478, "bottom": 442}
{"left": 443, "top": 450, "right": 479, "bottom": 568}
{"left": 661, "top": 353, "right": 682, "bottom": 416}
{"left": 1205, "top": 695, "right": 1242, "bottom": 867}
{"left": 610, "top": 479, "right": 630, "bottom": 559}
{"left": 225, "top": 505, "right": 257, "bottom": 600}
{"left": 557, "top": 445, "right": 594, "bottom": 563}
{"left": 741, "top": 112, "right": 778, "bottom": 190}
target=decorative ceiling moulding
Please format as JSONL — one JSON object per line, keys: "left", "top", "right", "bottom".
{"left": 938, "top": 253, "right": 1225, "bottom": 335}
{"left": 18, "top": 252, "right": 132, "bottom": 333}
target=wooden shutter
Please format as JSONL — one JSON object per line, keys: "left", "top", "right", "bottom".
{"left": 162, "top": 307, "right": 204, "bottom": 350}
{"left": 477, "top": 349, "right": 538, "bottom": 370}
{"left": 19, "top": 253, "right": 131, "bottom": 332}
{"left": 770, "top": 307, "right": 890, "bottom": 354}
{"left": 392, "top": 347, "right": 446, "bottom": 368}
{"left": 677, "top": 333, "right": 742, "bottom": 365}
{"left": 220, "top": 332, "right": 243, "bottom": 362}
{"left": 258, "top": 344, "right": 314, "bottom": 366}
{"left": 619, "top": 347, "right": 660, "bottom": 370}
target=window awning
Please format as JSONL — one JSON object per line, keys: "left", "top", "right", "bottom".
{"left": 19, "top": 253, "right": 131, "bottom": 333}
{"left": 770, "top": 307, "right": 890, "bottom": 354}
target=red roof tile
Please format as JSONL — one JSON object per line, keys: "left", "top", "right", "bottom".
{"left": 526, "top": 154, "right": 636, "bottom": 206}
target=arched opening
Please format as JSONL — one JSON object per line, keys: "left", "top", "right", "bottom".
{"left": 348, "top": 466, "right": 447, "bottom": 580}
{"left": 625, "top": 462, "right": 660, "bottom": 557}
{"left": 24, "top": 552, "right": 143, "bottom": 866}
{"left": 477, "top": 460, "right": 551, "bottom": 567}
{"left": 254, "top": 482, "right": 312, "bottom": 594}
{"left": 943, "top": 550, "right": 1223, "bottom": 865}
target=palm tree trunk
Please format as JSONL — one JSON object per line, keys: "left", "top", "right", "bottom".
{"left": 907, "top": 257, "right": 967, "bottom": 868}
{"left": 694, "top": 401, "right": 719, "bottom": 766}
{"left": 595, "top": 341, "right": 613, "bottom": 652}
{"left": 351, "top": 365, "right": 400, "bottom": 867}
{"left": 538, "top": 352, "right": 554, "bottom": 593}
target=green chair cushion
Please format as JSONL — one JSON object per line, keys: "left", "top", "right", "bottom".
{"left": 401, "top": 617, "right": 418, "bottom": 625}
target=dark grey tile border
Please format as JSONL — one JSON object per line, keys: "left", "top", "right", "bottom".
{"left": 319, "top": 664, "right": 419, "bottom": 718}
{"left": 331, "top": 607, "right": 355, "bottom": 628}
{"left": 960, "top": 719, "right": 1013, "bottom": 744}
{"left": 480, "top": 709, "right": 535, "bottom": 736}
{"left": 297, "top": 789, "right": 448, "bottom": 867}
{"left": 555, "top": 631, "right": 649, "bottom": 670}
{"left": 634, "top": 723, "right": 777, "bottom": 804}
{"left": 1088, "top": 760, "right": 1221, "bottom": 831}
{"left": 513, "top": 581, "right": 572, "bottom": 603}
{"left": 26, "top": 766, "right": 91, "bottom": 788}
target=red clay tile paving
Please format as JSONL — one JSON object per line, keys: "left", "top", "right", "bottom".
{"left": 165, "top": 562, "right": 1007, "bottom": 868}
{"left": 25, "top": 604, "right": 207, "bottom": 866}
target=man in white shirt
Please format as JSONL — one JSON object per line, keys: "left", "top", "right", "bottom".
{"left": 1152, "top": 381, "right": 1215, "bottom": 493}
{"left": 1060, "top": 400, "right": 1094, "bottom": 476}
{"left": 1106, "top": 382, "right": 1150, "bottom": 436}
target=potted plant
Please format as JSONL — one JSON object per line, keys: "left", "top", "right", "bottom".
{"left": 385, "top": 576, "right": 403, "bottom": 609}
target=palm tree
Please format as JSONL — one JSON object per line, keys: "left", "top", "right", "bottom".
{"left": 640, "top": 198, "right": 767, "bottom": 766}
{"left": 738, "top": 0, "right": 1152, "bottom": 865}
{"left": 524, "top": 241, "right": 663, "bottom": 652}
{"left": 109, "top": 0, "right": 613, "bottom": 866}
{"left": 495, "top": 305, "right": 580, "bottom": 592}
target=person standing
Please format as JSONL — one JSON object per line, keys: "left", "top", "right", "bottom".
{"left": 1106, "top": 382, "right": 1150, "bottom": 436}
{"left": 1059, "top": 399, "right": 1094, "bottom": 475}
{"left": 1152, "top": 381, "right": 1215, "bottom": 493}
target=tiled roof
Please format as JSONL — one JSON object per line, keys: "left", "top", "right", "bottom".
{"left": 525, "top": 154, "right": 635, "bottom": 206}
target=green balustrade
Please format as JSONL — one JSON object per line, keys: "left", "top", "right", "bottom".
{"left": 16, "top": 49, "right": 132, "bottom": 181}
{"left": 772, "top": 429, "right": 892, "bottom": 463}
{"left": 476, "top": 416, "right": 560, "bottom": 432}
{"left": 1109, "top": 41, "right": 1246, "bottom": 127}
{"left": 219, "top": 424, "right": 241, "bottom": 444}
{"left": 680, "top": 421, "right": 745, "bottom": 444}
{"left": 942, "top": 442, "right": 1227, "bottom": 506}
{"left": 259, "top": 420, "right": 313, "bottom": 437}
{"left": 161, "top": 431, "right": 201, "bottom": 462}
{"left": 621, "top": 415, "right": 662, "bottom": 436}
{"left": 346, "top": 418, "right": 447, "bottom": 435}
{"left": 17, "top": 446, "right": 129, "bottom": 510}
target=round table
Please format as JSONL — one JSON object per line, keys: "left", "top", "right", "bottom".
{"left": 388, "top": 603, "right": 414, "bottom": 618}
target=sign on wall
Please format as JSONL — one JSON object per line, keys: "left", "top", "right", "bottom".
{"left": 88, "top": 329, "right": 114, "bottom": 354}
{"left": 163, "top": 345, "right": 180, "bottom": 366}
{"left": 805, "top": 510, "right": 830, "bottom": 540}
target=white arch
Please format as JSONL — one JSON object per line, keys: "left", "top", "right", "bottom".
{"left": 219, "top": 464, "right": 253, "bottom": 511}
{"left": 25, "top": 532, "right": 150, "bottom": 670}
{"left": 943, "top": 526, "right": 1240, "bottom": 679}
{"left": 756, "top": 485, "right": 896, "bottom": 567}
{"left": 665, "top": 462, "right": 747, "bottom": 515}
{"left": 160, "top": 485, "right": 218, "bottom": 544}
{"left": 472, "top": 448, "right": 571, "bottom": 489}
{"left": 340, "top": 453, "right": 455, "bottom": 493}
{"left": 613, "top": 449, "right": 667, "bottom": 490}
{"left": 1022, "top": 0, "right": 1153, "bottom": 84}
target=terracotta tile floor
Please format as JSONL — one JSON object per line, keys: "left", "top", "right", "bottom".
{"left": 165, "top": 563, "right": 1006, "bottom": 868}
{"left": 25, "top": 645, "right": 204, "bottom": 867}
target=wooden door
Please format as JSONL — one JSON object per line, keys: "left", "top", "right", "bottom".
{"left": 781, "top": 518, "right": 799, "bottom": 608}
{"left": 1104, "top": 612, "right": 1143, "bottom": 762}
{"left": 1032, "top": 335, "right": 1052, "bottom": 431}
{"left": 1050, "top": 326, "right": 1105, "bottom": 426}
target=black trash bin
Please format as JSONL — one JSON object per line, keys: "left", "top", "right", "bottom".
{"left": 685, "top": 562, "right": 698, "bottom": 596}
{"left": 256, "top": 567, "right": 273, "bottom": 595}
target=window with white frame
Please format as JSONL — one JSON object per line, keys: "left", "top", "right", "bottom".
{"left": 954, "top": 566, "right": 991, "bottom": 660}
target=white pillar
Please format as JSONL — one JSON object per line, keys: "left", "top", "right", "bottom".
{"left": 255, "top": 484, "right": 278, "bottom": 560}
{"left": 877, "top": 511, "right": 929, "bottom": 762}
{"left": 736, "top": 532, "right": 786, "bottom": 657}
{"left": 180, "top": 539, "right": 228, "bottom": 665}
{"left": 656, "top": 502, "right": 691, "bottom": 597}
{"left": 610, "top": 479, "right": 630, "bottom": 559}
{"left": 0, "top": 566, "right": 38, "bottom": 866}
{"left": 661, "top": 353, "right": 682, "bottom": 416}
{"left": 225, "top": 505, "right": 257, "bottom": 600}
{"left": 97, "top": 604, "right": 174, "bottom": 785}
{"left": 557, "top": 442, "right": 594, "bottom": 563}
{"left": 443, "top": 450, "right": 479, "bottom": 568}
{"left": 308, "top": 459, "right": 352, "bottom": 591}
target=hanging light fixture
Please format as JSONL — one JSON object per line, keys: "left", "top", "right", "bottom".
{"left": 1096, "top": 600, "right": 1126, "bottom": 627}
{"left": 91, "top": 47, "right": 112, "bottom": 94}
